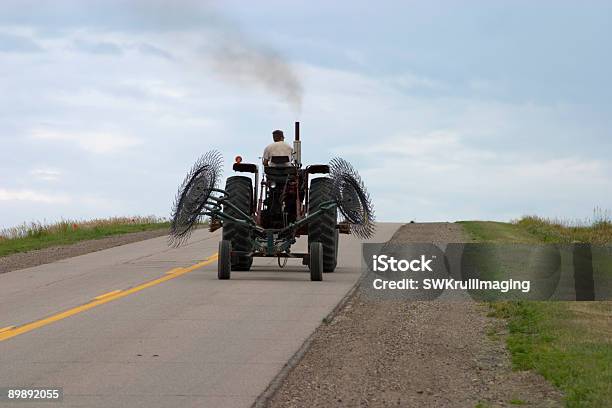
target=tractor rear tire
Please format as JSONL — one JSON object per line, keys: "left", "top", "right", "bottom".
{"left": 309, "top": 242, "right": 323, "bottom": 281}
{"left": 218, "top": 240, "right": 231, "bottom": 280}
{"left": 222, "top": 176, "right": 254, "bottom": 271}
{"left": 308, "top": 177, "right": 338, "bottom": 272}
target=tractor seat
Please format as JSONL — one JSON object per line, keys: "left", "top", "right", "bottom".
{"left": 269, "top": 156, "right": 291, "bottom": 166}
{"left": 265, "top": 157, "right": 297, "bottom": 180}
{"left": 265, "top": 166, "right": 297, "bottom": 177}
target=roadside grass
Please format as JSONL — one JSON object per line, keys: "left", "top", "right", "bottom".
{"left": 488, "top": 301, "right": 611, "bottom": 407}
{"left": 0, "top": 216, "right": 169, "bottom": 258}
{"left": 462, "top": 215, "right": 611, "bottom": 407}
{"left": 458, "top": 221, "right": 540, "bottom": 243}
{"left": 461, "top": 208, "right": 612, "bottom": 245}
{"left": 516, "top": 215, "right": 612, "bottom": 245}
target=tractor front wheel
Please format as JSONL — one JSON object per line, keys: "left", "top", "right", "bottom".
{"left": 218, "top": 240, "right": 231, "bottom": 280}
{"left": 309, "top": 242, "right": 323, "bottom": 281}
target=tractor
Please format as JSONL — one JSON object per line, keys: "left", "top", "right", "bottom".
{"left": 169, "top": 122, "right": 374, "bottom": 281}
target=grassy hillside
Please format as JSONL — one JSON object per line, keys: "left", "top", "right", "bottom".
{"left": 516, "top": 215, "right": 612, "bottom": 245}
{"left": 0, "top": 216, "right": 169, "bottom": 258}
{"left": 460, "top": 216, "right": 611, "bottom": 408}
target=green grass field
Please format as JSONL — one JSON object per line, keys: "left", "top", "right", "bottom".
{"left": 461, "top": 218, "right": 612, "bottom": 407}
{"left": 0, "top": 216, "right": 169, "bottom": 258}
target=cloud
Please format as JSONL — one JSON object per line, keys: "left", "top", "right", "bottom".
{"left": 136, "top": 43, "right": 173, "bottom": 60}
{"left": 30, "top": 128, "right": 143, "bottom": 154}
{"left": 343, "top": 131, "right": 612, "bottom": 221}
{"left": 30, "top": 168, "right": 62, "bottom": 182}
{"left": 73, "top": 39, "right": 123, "bottom": 55}
{"left": 391, "top": 72, "right": 445, "bottom": 91}
{"left": 338, "top": 131, "right": 496, "bottom": 162}
{"left": 0, "top": 32, "right": 43, "bottom": 53}
{"left": 0, "top": 189, "right": 70, "bottom": 204}
{"left": 468, "top": 78, "right": 505, "bottom": 94}
{"left": 299, "top": 63, "right": 611, "bottom": 221}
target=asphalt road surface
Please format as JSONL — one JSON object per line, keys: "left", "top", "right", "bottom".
{"left": 0, "top": 223, "right": 400, "bottom": 408}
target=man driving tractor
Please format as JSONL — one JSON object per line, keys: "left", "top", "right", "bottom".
{"left": 262, "top": 129, "right": 293, "bottom": 167}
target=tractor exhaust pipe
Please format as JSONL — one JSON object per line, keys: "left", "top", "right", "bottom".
{"left": 294, "top": 121, "right": 301, "bottom": 166}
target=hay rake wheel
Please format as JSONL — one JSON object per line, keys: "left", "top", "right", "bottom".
{"left": 169, "top": 150, "right": 223, "bottom": 247}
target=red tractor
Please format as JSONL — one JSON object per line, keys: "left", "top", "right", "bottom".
{"left": 170, "top": 122, "right": 374, "bottom": 281}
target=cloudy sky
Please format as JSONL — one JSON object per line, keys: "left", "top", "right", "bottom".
{"left": 1, "top": 0, "right": 611, "bottom": 228}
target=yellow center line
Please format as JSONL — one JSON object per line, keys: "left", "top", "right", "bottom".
{"left": 93, "top": 289, "right": 123, "bottom": 300}
{"left": 165, "top": 267, "right": 186, "bottom": 275}
{"left": 0, "top": 253, "right": 219, "bottom": 342}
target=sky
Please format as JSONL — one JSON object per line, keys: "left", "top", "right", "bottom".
{"left": 1, "top": 0, "right": 611, "bottom": 228}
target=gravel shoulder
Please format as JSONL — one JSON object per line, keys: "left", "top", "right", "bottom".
{"left": 266, "top": 222, "right": 563, "bottom": 407}
{"left": 0, "top": 228, "right": 169, "bottom": 274}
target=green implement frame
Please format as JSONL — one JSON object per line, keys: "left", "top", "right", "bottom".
{"left": 202, "top": 188, "right": 337, "bottom": 259}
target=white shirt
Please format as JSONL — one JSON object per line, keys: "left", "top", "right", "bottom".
{"left": 263, "top": 141, "right": 293, "bottom": 167}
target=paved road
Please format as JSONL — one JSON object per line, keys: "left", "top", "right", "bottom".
{"left": 0, "top": 223, "right": 400, "bottom": 407}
